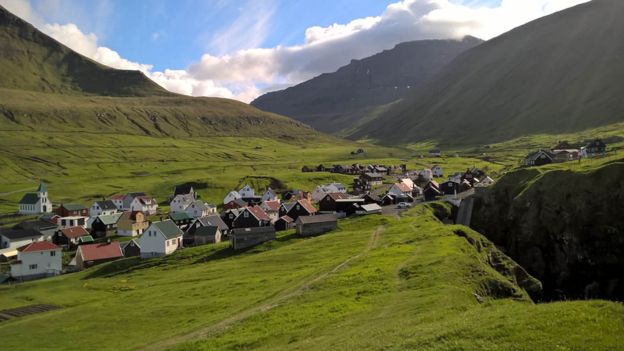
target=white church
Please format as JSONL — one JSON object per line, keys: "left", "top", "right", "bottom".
{"left": 18, "top": 182, "right": 53, "bottom": 215}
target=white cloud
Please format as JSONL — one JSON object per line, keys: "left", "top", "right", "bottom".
{"left": 0, "top": 0, "right": 591, "bottom": 102}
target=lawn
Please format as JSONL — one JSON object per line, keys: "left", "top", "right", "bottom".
{"left": 0, "top": 205, "right": 621, "bottom": 350}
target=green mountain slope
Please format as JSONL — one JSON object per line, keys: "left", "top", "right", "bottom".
{"left": 0, "top": 5, "right": 314, "bottom": 138}
{"left": 350, "top": 0, "right": 624, "bottom": 144}
{"left": 1, "top": 206, "right": 621, "bottom": 350}
{"left": 251, "top": 37, "right": 482, "bottom": 134}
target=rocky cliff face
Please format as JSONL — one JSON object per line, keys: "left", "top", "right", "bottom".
{"left": 471, "top": 162, "right": 624, "bottom": 301}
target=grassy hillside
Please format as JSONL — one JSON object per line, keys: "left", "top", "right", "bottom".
{"left": 0, "top": 205, "right": 621, "bottom": 350}
{"left": 349, "top": 0, "right": 624, "bottom": 144}
{"left": 251, "top": 37, "right": 482, "bottom": 134}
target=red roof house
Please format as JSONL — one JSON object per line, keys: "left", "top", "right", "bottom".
{"left": 75, "top": 242, "right": 123, "bottom": 271}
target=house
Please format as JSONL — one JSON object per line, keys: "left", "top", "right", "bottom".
{"left": 388, "top": 183, "right": 412, "bottom": 197}
{"left": 121, "top": 192, "right": 146, "bottom": 210}
{"left": 274, "top": 215, "right": 294, "bottom": 231}
{"left": 419, "top": 168, "right": 433, "bottom": 182}
{"left": 361, "top": 173, "right": 384, "bottom": 186}
{"left": 120, "top": 239, "right": 141, "bottom": 257}
{"left": 139, "top": 220, "right": 184, "bottom": 258}
{"left": 54, "top": 226, "right": 90, "bottom": 248}
{"left": 281, "top": 199, "right": 317, "bottom": 221}
{"left": 224, "top": 198, "right": 248, "bottom": 210}
{"left": 429, "top": 149, "right": 442, "bottom": 157}
{"left": 184, "top": 200, "right": 216, "bottom": 218}
{"left": 89, "top": 200, "right": 119, "bottom": 217}
{"left": 172, "top": 184, "right": 196, "bottom": 199}
{"left": 230, "top": 227, "right": 276, "bottom": 250}
{"left": 423, "top": 181, "right": 442, "bottom": 201}
{"left": 553, "top": 149, "right": 580, "bottom": 162}
{"left": 440, "top": 181, "right": 460, "bottom": 195}
{"left": 281, "top": 190, "right": 311, "bottom": 202}
{"left": 312, "top": 183, "right": 347, "bottom": 202}
{"left": 296, "top": 214, "right": 338, "bottom": 237}
{"left": 318, "top": 192, "right": 349, "bottom": 212}
{"left": 117, "top": 211, "right": 149, "bottom": 237}
{"left": 261, "top": 188, "right": 278, "bottom": 202}
{"left": 448, "top": 172, "right": 464, "bottom": 184}
{"left": 75, "top": 242, "right": 124, "bottom": 270}
{"left": 58, "top": 215, "right": 88, "bottom": 230}
{"left": 232, "top": 206, "right": 271, "bottom": 229}
{"left": 363, "top": 193, "right": 383, "bottom": 205}
{"left": 18, "top": 182, "right": 52, "bottom": 215}
{"left": 223, "top": 190, "right": 242, "bottom": 205}
{"left": 0, "top": 248, "right": 18, "bottom": 262}
{"left": 14, "top": 220, "right": 58, "bottom": 241}
{"left": 459, "top": 179, "right": 473, "bottom": 193}
{"left": 170, "top": 193, "right": 195, "bottom": 213}
{"left": 169, "top": 212, "right": 194, "bottom": 230}
{"left": 582, "top": 139, "right": 607, "bottom": 157}
{"left": 187, "top": 215, "right": 229, "bottom": 236}
{"left": 56, "top": 203, "right": 89, "bottom": 217}
{"left": 110, "top": 194, "right": 125, "bottom": 210}
{"left": 523, "top": 150, "right": 555, "bottom": 166}
{"left": 239, "top": 184, "right": 255, "bottom": 198}
{"left": 260, "top": 200, "right": 281, "bottom": 222}
{"left": 10, "top": 241, "right": 62, "bottom": 280}
{"left": 186, "top": 226, "right": 222, "bottom": 246}
{"left": 0, "top": 228, "right": 43, "bottom": 249}
{"left": 356, "top": 203, "right": 383, "bottom": 215}
{"left": 432, "top": 165, "right": 443, "bottom": 178}
{"left": 222, "top": 208, "right": 242, "bottom": 229}
{"left": 129, "top": 196, "right": 158, "bottom": 215}
{"left": 91, "top": 213, "right": 122, "bottom": 238}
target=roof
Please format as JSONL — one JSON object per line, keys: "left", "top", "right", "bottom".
{"left": 295, "top": 199, "right": 317, "bottom": 214}
{"left": 277, "top": 215, "right": 294, "bottom": 223}
{"left": 246, "top": 206, "right": 271, "bottom": 221}
{"left": 78, "top": 235, "right": 94, "bottom": 244}
{"left": 37, "top": 182, "right": 47, "bottom": 193}
{"left": 364, "top": 193, "right": 382, "bottom": 202}
{"left": 78, "top": 242, "right": 123, "bottom": 262}
{"left": 94, "top": 200, "right": 118, "bottom": 211}
{"left": 15, "top": 220, "right": 57, "bottom": 232}
{"left": 231, "top": 226, "right": 276, "bottom": 236}
{"left": 296, "top": 214, "right": 338, "bottom": 225}
{"left": 96, "top": 213, "right": 122, "bottom": 225}
{"left": 18, "top": 241, "right": 60, "bottom": 252}
{"left": 110, "top": 194, "right": 125, "bottom": 200}
{"left": 195, "top": 226, "right": 219, "bottom": 237}
{"left": 335, "top": 198, "right": 365, "bottom": 203}
{"left": 174, "top": 184, "right": 194, "bottom": 196}
{"left": 0, "top": 228, "right": 43, "bottom": 240}
{"left": 120, "top": 239, "right": 140, "bottom": 250}
{"left": 152, "top": 220, "right": 184, "bottom": 239}
{"left": 19, "top": 193, "right": 40, "bottom": 205}
{"left": 169, "top": 212, "right": 193, "bottom": 221}
{"left": 360, "top": 204, "right": 382, "bottom": 212}
{"left": 393, "top": 182, "right": 412, "bottom": 193}
{"left": 525, "top": 150, "right": 555, "bottom": 161}
{"left": 136, "top": 196, "right": 157, "bottom": 206}
{"left": 61, "top": 227, "right": 89, "bottom": 239}
{"left": 196, "top": 215, "right": 229, "bottom": 231}
{"left": 61, "top": 204, "right": 87, "bottom": 211}
{"left": 262, "top": 200, "right": 281, "bottom": 212}
{"left": 324, "top": 192, "right": 349, "bottom": 201}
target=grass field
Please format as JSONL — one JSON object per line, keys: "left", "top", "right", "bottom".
{"left": 0, "top": 205, "right": 621, "bottom": 350}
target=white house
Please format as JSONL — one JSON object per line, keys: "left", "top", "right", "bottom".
{"left": 10, "top": 241, "right": 62, "bottom": 280}
{"left": 261, "top": 188, "right": 278, "bottom": 202}
{"left": 185, "top": 200, "right": 217, "bottom": 218}
{"left": 129, "top": 196, "right": 158, "bottom": 215}
{"left": 170, "top": 194, "right": 195, "bottom": 213}
{"left": 419, "top": 169, "right": 433, "bottom": 181}
{"left": 18, "top": 182, "right": 52, "bottom": 215}
{"left": 223, "top": 190, "right": 242, "bottom": 205}
{"left": 312, "top": 183, "right": 348, "bottom": 203}
{"left": 239, "top": 184, "right": 255, "bottom": 198}
{"left": 0, "top": 228, "right": 44, "bottom": 249}
{"left": 89, "top": 200, "right": 119, "bottom": 217}
{"left": 58, "top": 216, "right": 88, "bottom": 230}
{"left": 110, "top": 194, "right": 125, "bottom": 210}
{"left": 388, "top": 183, "right": 412, "bottom": 197}
{"left": 432, "top": 165, "right": 443, "bottom": 178}
{"left": 139, "top": 220, "right": 184, "bottom": 258}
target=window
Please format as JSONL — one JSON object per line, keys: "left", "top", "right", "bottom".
{"left": 243, "top": 211, "right": 249, "bottom": 218}
{"left": 50, "top": 251, "right": 56, "bottom": 256}
{"left": 166, "top": 241, "right": 169, "bottom": 247}
{"left": 29, "top": 264, "right": 38, "bottom": 270}
{"left": 61, "top": 219, "right": 66, "bottom": 226}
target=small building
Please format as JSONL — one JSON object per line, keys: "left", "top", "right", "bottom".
{"left": 232, "top": 206, "right": 271, "bottom": 229}
{"left": 139, "top": 220, "right": 184, "bottom": 258}
{"left": 117, "top": 211, "right": 149, "bottom": 237}
{"left": 169, "top": 212, "right": 194, "bottom": 231}
{"left": 419, "top": 168, "right": 433, "bottom": 182}
{"left": 230, "top": 227, "right": 276, "bottom": 250}
{"left": 223, "top": 190, "right": 243, "bottom": 205}
{"left": 428, "top": 149, "right": 442, "bottom": 157}
{"left": 274, "top": 215, "right": 294, "bottom": 231}
{"left": 223, "top": 198, "right": 248, "bottom": 210}
{"left": 388, "top": 183, "right": 412, "bottom": 197}
{"left": 129, "top": 196, "right": 158, "bottom": 215}
{"left": 296, "top": 214, "right": 338, "bottom": 237}
{"left": 18, "top": 182, "right": 52, "bottom": 215}
{"left": 523, "top": 150, "right": 555, "bottom": 167}
{"left": 553, "top": 149, "right": 580, "bottom": 162}
{"left": 186, "top": 226, "right": 222, "bottom": 246}
{"left": 363, "top": 193, "right": 383, "bottom": 205}
{"left": 58, "top": 215, "right": 88, "bottom": 230}
{"left": 260, "top": 200, "right": 281, "bottom": 222}
{"left": 54, "top": 226, "right": 90, "bottom": 248}
{"left": 172, "top": 184, "right": 196, "bottom": 199}
{"left": 423, "top": 181, "right": 442, "bottom": 201}
{"left": 583, "top": 139, "right": 607, "bottom": 157}
{"left": 318, "top": 192, "right": 350, "bottom": 212}
{"left": 0, "top": 228, "right": 43, "bottom": 250}
{"left": 261, "top": 188, "right": 278, "bottom": 202}
{"left": 170, "top": 193, "right": 195, "bottom": 213}
{"left": 356, "top": 203, "right": 383, "bottom": 215}
{"left": 187, "top": 215, "right": 229, "bottom": 236}
{"left": 432, "top": 165, "right": 443, "bottom": 178}
{"left": 75, "top": 242, "right": 124, "bottom": 271}
{"left": 186, "top": 200, "right": 217, "bottom": 218}
{"left": 361, "top": 173, "right": 384, "bottom": 186}
{"left": 440, "top": 181, "right": 460, "bottom": 195}
{"left": 281, "top": 199, "right": 317, "bottom": 221}
{"left": 239, "top": 184, "right": 255, "bottom": 198}
{"left": 56, "top": 203, "right": 89, "bottom": 218}
{"left": 89, "top": 200, "right": 119, "bottom": 218}
{"left": 91, "top": 213, "right": 122, "bottom": 238}
{"left": 120, "top": 239, "right": 141, "bottom": 257}
{"left": 10, "top": 241, "right": 62, "bottom": 280}
{"left": 14, "top": 220, "right": 58, "bottom": 241}
{"left": 110, "top": 194, "right": 125, "bottom": 210}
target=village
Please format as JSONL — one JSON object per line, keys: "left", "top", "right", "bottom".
{"left": 0, "top": 160, "right": 498, "bottom": 282}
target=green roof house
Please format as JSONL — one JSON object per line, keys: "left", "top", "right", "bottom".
{"left": 139, "top": 220, "right": 184, "bottom": 258}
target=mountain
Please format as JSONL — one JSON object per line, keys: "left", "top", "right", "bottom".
{"left": 0, "top": 5, "right": 315, "bottom": 138}
{"left": 349, "top": 0, "right": 624, "bottom": 145}
{"left": 251, "top": 37, "right": 483, "bottom": 134}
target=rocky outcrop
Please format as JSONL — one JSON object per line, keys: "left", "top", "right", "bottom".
{"left": 471, "top": 162, "right": 624, "bottom": 301}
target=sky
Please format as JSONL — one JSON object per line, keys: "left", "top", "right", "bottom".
{"left": 0, "top": 0, "right": 590, "bottom": 102}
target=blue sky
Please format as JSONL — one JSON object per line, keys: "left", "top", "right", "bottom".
{"left": 1, "top": 0, "right": 586, "bottom": 101}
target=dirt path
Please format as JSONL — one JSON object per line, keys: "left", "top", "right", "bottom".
{"left": 142, "top": 226, "right": 385, "bottom": 351}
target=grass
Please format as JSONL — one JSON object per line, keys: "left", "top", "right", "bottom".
{"left": 0, "top": 205, "right": 621, "bottom": 350}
